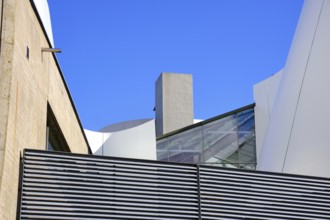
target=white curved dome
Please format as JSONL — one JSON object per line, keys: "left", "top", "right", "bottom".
{"left": 100, "top": 119, "right": 153, "bottom": 132}
{"left": 85, "top": 119, "right": 156, "bottom": 160}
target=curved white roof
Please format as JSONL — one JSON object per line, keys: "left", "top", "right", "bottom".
{"left": 85, "top": 119, "right": 156, "bottom": 160}
{"left": 100, "top": 119, "right": 154, "bottom": 132}
{"left": 33, "top": 0, "right": 54, "bottom": 47}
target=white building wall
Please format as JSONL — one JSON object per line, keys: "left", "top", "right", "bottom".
{"left": 282, "top": 0, "right": 330, "bottom": 177}
{"left": 253, "top": 70, "right": 283, "bottom": 159}
{"left": 84, "top": 130, "right": 111, "bottom": 155}
{"left": 257, "top": 0, "right": 330, "bottom": 178}
{"left": 85, "top": 119, "right": 156, "bottom": 160}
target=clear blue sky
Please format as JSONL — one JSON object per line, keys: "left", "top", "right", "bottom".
{"left": 48, "top": 0, "right": 304, "bottom": 131}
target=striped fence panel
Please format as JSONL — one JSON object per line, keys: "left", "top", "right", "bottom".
{"left": 199, "top": 166, "right": 330, "bottom": 219}
{"left": 19, "top": 150, "right": 199, "bottom": 219}
{"left": 18, "top": 149, "right": 330, "bottom": 219}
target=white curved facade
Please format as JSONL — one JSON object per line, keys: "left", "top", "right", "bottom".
{"left": 256, "top": 0, "right": 330, "bottom": 178}
{"left": 100, "top": 119, "right": 153, "bottom": 132}
{"left": 85, "top": 119, "right": 156, "bottom": 160}
{"left": 33, "top": 0, "right": 54, "bottom": 46}
{"left": 253, "top": 69, "right": 283, "bottom": 159}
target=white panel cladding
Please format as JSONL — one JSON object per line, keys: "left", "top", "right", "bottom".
{"left": 84, "top": 129, "right": 111, "bottom": 155}
{"left": 85, "top": 119, "right": 156, "bottom": 160}
{"left": 101, "top": 119, "right": 156, "bottom": 160}
{"left": 253, "top": 70, "right": 283, "bottom": 159}
{"left": 100, "top": 119, "right": 152, "bottom": 132}
{"left": 257, "top": 0, "right": 326, "bottom": 174}
{"left": 282, "top": 0, "right": 330, "bottom": 177}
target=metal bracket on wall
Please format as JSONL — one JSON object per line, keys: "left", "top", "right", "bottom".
{"left": 41, "top": 48, "right": 61, "bottom": 53}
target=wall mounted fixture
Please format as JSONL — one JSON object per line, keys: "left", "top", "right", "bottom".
{"left": 41, "top": 48, "right": 61, "bottom": 53}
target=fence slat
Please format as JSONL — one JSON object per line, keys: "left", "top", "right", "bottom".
{"left": 19, "top": 149, "right": 330, "bottom": 220}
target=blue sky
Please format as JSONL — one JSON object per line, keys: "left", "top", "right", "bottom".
{"left": 48, "top": 0, "right": 304, "bottom": 131}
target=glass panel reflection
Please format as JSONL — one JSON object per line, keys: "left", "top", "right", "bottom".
{"left": 157, "top": 138, "right": 169, "bottom": 162}
{"left": 167, "top": 126, "right": 203, "bottom": 163}
{"left": 156, "top": 106, "right": 256, "bottom": 169}
{"left": 203, "top": 114, "right": 239, "bottom": 166}
{"left": 237, "top": 108, "right": 256, "bottom": 169}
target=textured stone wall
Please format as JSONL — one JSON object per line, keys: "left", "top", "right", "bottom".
{"left": 0, "top": 0, "right": 89, "bottom": 218}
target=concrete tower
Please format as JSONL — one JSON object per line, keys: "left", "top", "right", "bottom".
{"left": 155, "top": 73, "right": 193, "bottom": 137}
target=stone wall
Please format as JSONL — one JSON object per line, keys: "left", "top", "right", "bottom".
{"left": 0, "top": 0, "right": 90, "bottom": 218}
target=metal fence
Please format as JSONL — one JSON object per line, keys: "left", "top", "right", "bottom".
{"left": 18, "top": 149, "right": 330, "bottom": 219}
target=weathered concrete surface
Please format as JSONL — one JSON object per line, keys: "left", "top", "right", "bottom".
{"left": 0, "top": 0, "right": 89, "bottom": 218}
{"left": 155, "top": 73, "right": 194, "bottom": 137}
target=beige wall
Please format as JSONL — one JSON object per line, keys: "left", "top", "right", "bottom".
{"left": 0, "top": 0, "right": 90, "bottom": 218}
